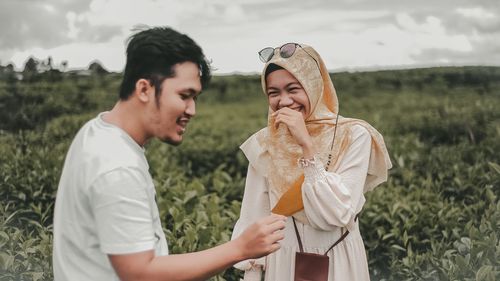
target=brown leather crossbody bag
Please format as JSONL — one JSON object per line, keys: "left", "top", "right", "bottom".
{"left": 292, "top": 215, "right": 358, "bottom": 281}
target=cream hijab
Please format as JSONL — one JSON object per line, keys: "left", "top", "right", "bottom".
{"left": 241, "top": 44, "right": 392, "bottom": 221}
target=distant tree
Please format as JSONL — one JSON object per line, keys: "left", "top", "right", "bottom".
{"left": 60, "top": 60, "right": 68, "bottom": 72}
{"left": 5, "top": 63, "right": 15, "bottom": 72}
{"left": 42, "top": 69, "right": 63, "bottom": 82}
{"left": 4, "top": 63, "right": 17, "bottom": 82}
{"left": 23, "top": 57, "right": 39, "bottom": 74}
{"left": 48, "top": 56, "right": 53, "bottom": 70}
{"left": 35, "top": 56, "right": 54, "bottom": 73}
{"left": 23, "top": 57, "right": 40, "bottom": 82}
{"left": 88, "top": 60, "right": 108, "bottom": 75}
{"left": 1, "top": 62, "right": 16, "bottom": 76}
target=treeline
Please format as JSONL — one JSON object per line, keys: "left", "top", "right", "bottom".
{"left": 204, "top": 66, "right": 500, "bottom": 102}
{"left": 0, "top": 66, "right": 499, "bottom": 131}
{"left": 334, "top": 66, "right": 500, "bottom": 95}
{"left": 0, "top": 57, "right": 110, "bottom": 83}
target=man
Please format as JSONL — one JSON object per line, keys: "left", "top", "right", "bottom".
{"left": 52, "top": 26, "right": 285, "bottom": 281}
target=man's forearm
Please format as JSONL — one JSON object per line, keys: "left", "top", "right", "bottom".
{"left": 144, "top": 239, "right": 243, "bottom": 281}
{"left": 109, "top": 214, "right": 285, "bottom": 281}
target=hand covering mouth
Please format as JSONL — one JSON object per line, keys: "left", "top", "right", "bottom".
{"left": 290, "top": 106, "right": 303, "bottom": 112}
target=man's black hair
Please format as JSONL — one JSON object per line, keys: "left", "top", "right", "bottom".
{"left": 119, "top": 26, "right": 211, "bottom": 100}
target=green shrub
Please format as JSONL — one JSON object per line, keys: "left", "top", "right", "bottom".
{"left": 1, "top": 67, "right": 499, "bottom": 280}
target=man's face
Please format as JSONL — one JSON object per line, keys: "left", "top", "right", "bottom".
{"left": 147, "top": 62, "right": 201, "bottom": 145}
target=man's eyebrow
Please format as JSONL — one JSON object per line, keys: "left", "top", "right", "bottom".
{"left": 180, "top": 88, "right": 200, "bottom": 96}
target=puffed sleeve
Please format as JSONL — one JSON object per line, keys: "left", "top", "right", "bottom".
{"left": 231, "top": 164, "right": 270, "bottom": 280}
{"left": 301, "top": 125, "right": 371, "bottom": 232}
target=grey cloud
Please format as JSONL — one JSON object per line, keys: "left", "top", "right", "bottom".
{"left": 412, "top": 48, "right": 500, "bottom": 66}
{"left": 0, "top": 0, "right": 121, "bottom": 50}
{"left": 74, "top": 22, "right": 123, "bottom": 43}
{"left": 411, "top": 35, "right": 500, "bottom": 66}
{"left": 312, "top": 0, "right": 490, "bottom": 12}
{"left": 51, "top": 0, "right": 92, "bottom": 13}
{"left": 11, "top": 0, "right": 91, "bottom": 13}
{"left": 273, "top": 0, "right": 499, "bottom": 30}
{"left": 0, "top": 1, "right": 72, "bottom": 49}
{"left": 397, "top": 6, "right": 500, "bottom": 66}
{"left": 242, "top": 0, "right": 500, "bottom": 67}
{"left": 444, "top": 11, "right": 500, "bottom": 35}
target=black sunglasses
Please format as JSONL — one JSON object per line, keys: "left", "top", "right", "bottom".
{"left": 258, "top": 43, "right": 300, "bottom": 62}
{"left": 258, "top": 43, "right": 320, "bottom": 69}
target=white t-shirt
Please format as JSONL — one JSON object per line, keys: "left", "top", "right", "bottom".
{"left": 53, "top": 112, "right": 168, "bottom": 281}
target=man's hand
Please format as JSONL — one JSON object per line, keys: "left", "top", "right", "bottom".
{"left": 233, "top": 214, "right": 286, "bottom": 260}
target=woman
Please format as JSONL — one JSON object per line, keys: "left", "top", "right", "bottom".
{"left": 231, "top": 43, "right": 392, "bottom": 281}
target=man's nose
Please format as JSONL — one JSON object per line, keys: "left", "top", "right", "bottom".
{"left": 185, "top": 99, "right": 196, "bottom": 117}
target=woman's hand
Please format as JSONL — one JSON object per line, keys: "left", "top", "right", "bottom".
{"left": 272, "top": 107, "right": 316, "bottom": 158}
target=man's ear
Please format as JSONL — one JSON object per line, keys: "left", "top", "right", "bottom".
{"left": 134, "top": 79, "right": 153, "bottom": 103}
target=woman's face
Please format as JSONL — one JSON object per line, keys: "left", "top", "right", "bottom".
{"left": 266, "top": 69, "right": 311, "bottom": 119}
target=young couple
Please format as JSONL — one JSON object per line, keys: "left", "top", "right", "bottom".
{"left": 53, "top": 26, "right": 391, "bottom": 281}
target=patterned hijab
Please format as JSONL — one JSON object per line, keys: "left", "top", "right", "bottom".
{"left": 249, "top": 44, "right": 392, "bottom": 220}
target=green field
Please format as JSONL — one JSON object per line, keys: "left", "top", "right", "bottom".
{"left": 1, "top": 66, "right": 499, "bottom": 280}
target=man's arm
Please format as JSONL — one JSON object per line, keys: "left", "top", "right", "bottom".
{"left": 109, "top": 214, "right": 285, "bottom": 281}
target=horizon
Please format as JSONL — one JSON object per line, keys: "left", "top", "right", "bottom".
{"left": 4, "top": 56, "right": 498, "bottom": 76}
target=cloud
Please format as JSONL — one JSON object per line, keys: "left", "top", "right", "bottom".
{"left": 452, "top": 7, "right": 500, "bottom": 34}
{"left": 0, "top": 0, "right": 124, "bottom": 51}
{"left": 1, "top": 0, "right": 499, "bottom": 72}
{"left": 178, "top": 1, "right": 500, "bottom": 73}
{"left": 402, "top": 4, "right": 500, "bottom": 67}
{"left": 0, "top": 1, "right": 73, "bottom": 49}
{"left": 66, "top": 11, "right": 123, "bottom": 42}
{"left": 10, "top": 36, "right": 128, "bottom": 71}
{"left": 412, "top": 32, "right": 500, "bottom": 66}
{"left": 81, "top": 0, "right": 182, "bottom": 31}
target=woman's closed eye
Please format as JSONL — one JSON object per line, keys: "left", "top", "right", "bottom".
{"left": 267, "top": 91, "right": 279, "bottom": 97}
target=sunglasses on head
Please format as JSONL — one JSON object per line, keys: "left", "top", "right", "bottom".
{"left": 258, "top": 43, "right": 320, "bottom": 69}
{"left": 258, "top": 43, "right": 301, "bottom": 63}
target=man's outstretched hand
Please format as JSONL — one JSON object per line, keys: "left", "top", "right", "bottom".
{"left": 234, "top": 214, "right": 287, "bottom": 260}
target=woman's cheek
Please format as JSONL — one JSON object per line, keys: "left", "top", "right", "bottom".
{"left": 268, "top": 97, "right": 279, "bottom": 111}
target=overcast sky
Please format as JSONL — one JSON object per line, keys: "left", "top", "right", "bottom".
{"left": 1, "top": 0, "right": 499, "bottom": 74}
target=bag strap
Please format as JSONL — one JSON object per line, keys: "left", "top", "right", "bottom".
{"left": 292, "top": 216, "right": 304, "bottom": 253}
{"left": 292, "top": 215, "right": 359, "bottom": 255}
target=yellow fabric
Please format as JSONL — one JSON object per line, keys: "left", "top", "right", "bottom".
{"left": 271, "top": 174, "right": 304, "bottom": 216}
{"left": 253, "top": 44, "right": 392, "bottom": 222}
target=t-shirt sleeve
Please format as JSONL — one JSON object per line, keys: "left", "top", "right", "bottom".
{"left": 89, "top": 167, "right": 156, "bottom": 254}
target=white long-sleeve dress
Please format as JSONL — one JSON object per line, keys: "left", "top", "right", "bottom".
{"left": 231, "top": 125, "right": 372, "bottom": 281}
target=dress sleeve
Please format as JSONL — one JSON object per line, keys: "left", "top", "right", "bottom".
{"left": 231, "top": 163, "right": 270, "bottom": 280}
{"left": 301, "top": 125, "right": 372, "bottom": 232}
